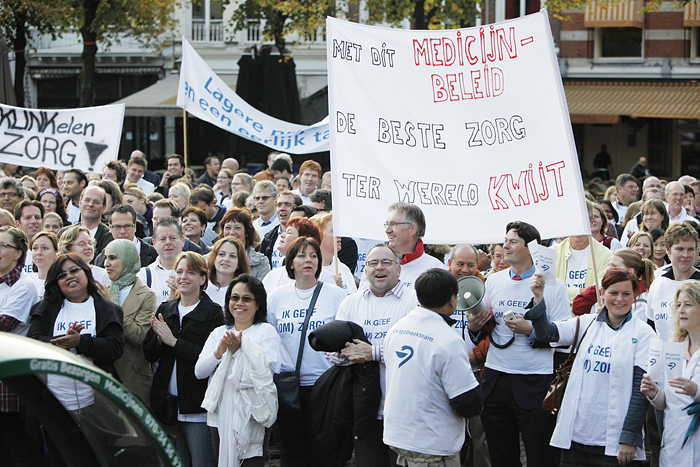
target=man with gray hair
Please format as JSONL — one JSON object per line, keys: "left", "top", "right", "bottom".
{"left": 665, "top": 181, "right": 698, "bottom": 224}
{"left": 252, "top": 180, "right": 279, "bottom": 238}
{"left": 360, "top": 202, "right": 447, "bottom": 291}
{"left": 330, "top": 243, "right": 419, "bottom": 466}
{"left": 0, "top": 177, "right": 24, "bottom": 215}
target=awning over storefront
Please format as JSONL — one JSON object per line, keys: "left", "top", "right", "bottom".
{"left": 565, "top": 81, "right": 700, "bottom": 124}
{"left": 113, "top": 73, "right": 237, "bottom": 117}
{"left": 584, "top": 0, "right": 644, "bottom": 28}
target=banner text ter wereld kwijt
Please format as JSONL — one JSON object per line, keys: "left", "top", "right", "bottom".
{"left": 340, "top": 160, "right": 566, "bottom": 210}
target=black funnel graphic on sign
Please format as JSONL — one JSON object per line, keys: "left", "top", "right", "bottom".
{"left": 84, "top": 142, "right": 108, "bottom": 168}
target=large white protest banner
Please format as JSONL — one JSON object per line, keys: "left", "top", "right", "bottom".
{"left": 177, "top": 38, "right": 329, "bottom": 154}
{"left": 327, "top": 12, "right": 590, "bottom": 244}
{"left": 0, "top": 103, "right": 124, "bottom": 173}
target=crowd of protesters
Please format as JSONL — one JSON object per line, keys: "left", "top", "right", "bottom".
{"left": 1, "top": 151, "right": 700, "bottom": 467}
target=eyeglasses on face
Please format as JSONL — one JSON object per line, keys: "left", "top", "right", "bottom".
{"left": 230, "top": 294, "right": 255, "bottom": 303}
{"left": 366, "top": 259, "right": 397, "bottom": 268}
{"left": 57, "top": 266, "right": 83, "bottom": 281}
{"left": 384, "top": 222, "right": 413, "bottom": 229}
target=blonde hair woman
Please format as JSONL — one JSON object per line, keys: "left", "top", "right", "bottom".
{"left": 58, "top": 225, "right": 110, "bottom": 286}
{"left": 642, "top": 281, "right": 700, "bottom": 466}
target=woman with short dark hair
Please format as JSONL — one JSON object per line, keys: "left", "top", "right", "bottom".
{"left": 195, "top": 274, "right": 282, "bottom": 467}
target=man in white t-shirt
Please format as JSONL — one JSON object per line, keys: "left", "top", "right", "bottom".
{"left": 137, "top": 217, "right": 185, "bottom": 306}
{"left": 359, "top": 202, "right": 447, "bottom": 291}
{"left": 554, "top": 233, "right": 611, "bottom": 308}
{"left": 126, "top": 154, "right": 155, "bottom": 195}
{"left": 252, "top": 180, "right": 280, "bottom": 238}
{"left": 330, "top": 245, "right": 418, "bottom": 466}
{"left": 383, "top": 269, "right": 481, "bottom": 467}
{"left": 646, "top": 221, "right": 700, "bottom": 341}
{"left": 468, "top": 221, "right": 569, "bottom": 467}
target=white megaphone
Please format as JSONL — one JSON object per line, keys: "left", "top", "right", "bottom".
{"left": 456, "top": 276, "right": 486, "bottom": 316}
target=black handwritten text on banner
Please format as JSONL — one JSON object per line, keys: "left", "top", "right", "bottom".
{"left": 327, "top": 12, "right": 589, "bottom": 244}
{"left": 0, "top": 103, "right": 124, "bottom": 172}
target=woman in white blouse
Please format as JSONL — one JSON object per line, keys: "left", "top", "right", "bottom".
{"left": 195, "top": 274, "right": 282, "bottom": 467}
{"left": 642, "top": 281, "right": 700, "bottom": 466}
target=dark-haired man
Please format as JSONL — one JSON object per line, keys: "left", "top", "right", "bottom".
{"left": 468, "top": 221, "right": 569, "bottom": 467}
{"left": 94, "top": 205, "right": 157, "bottom": 268}
{"left": 61, "top": 169, "right": 86, "bottom": 224}
{"left": 384, "top": 268, "right": 481, "bottom": 467}
{"left": 126, "top": 155, "right": 155, "bottom": 194}
{"left": 197, "top": 156, "right": 220, "bottom": 188}
{"left": 189, "top": 186, "right": 225, "bottom": 245}
{"left": 613, "top": 174, "right": 639, "bottom": 222}
{"left": 157, "top": 154, "right": 187, "bottom": 197}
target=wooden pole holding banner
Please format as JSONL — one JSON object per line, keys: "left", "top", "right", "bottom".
{"left": 334, "top": 236, "right": 339, "bottom": 276}
{"left": 183, "top": 106, "right": 188, "bottom": 170}
{"left": 589, "top": 235, "right": 601, "bottom": 308}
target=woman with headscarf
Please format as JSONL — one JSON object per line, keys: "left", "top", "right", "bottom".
{"left": 100, "top": 239, "right": 157, "bottom": 402}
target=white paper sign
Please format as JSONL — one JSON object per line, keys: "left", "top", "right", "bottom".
{"left": 664, "top": 341, "right": 684, "bottom": 381}
{"left": 528, "top": 239, "right": 556, "bottom": 285}
{"left": 647, "top": 338, "right": 664, "bottom": 383}
{"left": 327, "top": 12, "right": 590, "bottom": 244}
{"left": 0, "top": 103, "right": 124, "bottom": 172}
{"left": 177, "top": 38, "right": 329, "bottom": 154}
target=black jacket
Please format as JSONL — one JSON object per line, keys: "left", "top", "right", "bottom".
{"left": 27, "top": 293, "right": 124, "bottom": 378}
{"left": 309, "top": 320, "right": 381, "bottom": 461}
{"left": 258, "top": 225, "right": 281, "bottom": 266}
{"left": 143, "top": 294, "right": 224, "bottom": 415}
{"left": 94, "top": 238, "right": 158, "bottom": 268}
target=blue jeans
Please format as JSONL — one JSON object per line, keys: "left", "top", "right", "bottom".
{"left": 177, "top": 421, "right": 214, "bottom": 467}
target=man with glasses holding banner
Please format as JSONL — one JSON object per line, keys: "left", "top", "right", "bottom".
{"left": 360, "top": 202, "right": 446, "bottom": 291}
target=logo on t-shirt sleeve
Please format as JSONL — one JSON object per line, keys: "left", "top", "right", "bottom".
{"left": 396, "top": 345, "right": 414, "bottom": 368}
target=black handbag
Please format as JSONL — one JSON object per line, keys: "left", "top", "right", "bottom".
{"left": 274, "top": 282, "right": 323, "bottom": 411}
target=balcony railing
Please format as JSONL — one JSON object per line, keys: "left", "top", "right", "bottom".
{"left": 191, "top": 20, "right": 224, "bottom": 43}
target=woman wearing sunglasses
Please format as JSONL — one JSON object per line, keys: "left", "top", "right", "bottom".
{"left": 27, "top": 252, "right": 124, "bottom": 462}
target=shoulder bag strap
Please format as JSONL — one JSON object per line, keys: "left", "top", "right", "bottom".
{"left": 572, "top": 318, "right": 596, "bottom": 355}
{"left": 294, "top": 281, "right": 324, "bottom": 374}
{"left": 568, "top": 317, "right": 581, "bottom": 359}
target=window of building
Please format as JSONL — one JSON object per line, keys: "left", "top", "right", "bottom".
{"left": 192, "top": 0, "right": 224, "bottom": 43}
{"left": 692, "top": 27, "right": 700, "bottom": 61}
{"left": 595, "top": 27, "right": 643, "bottom": 60}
